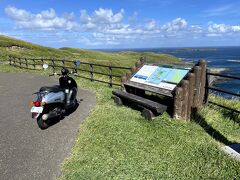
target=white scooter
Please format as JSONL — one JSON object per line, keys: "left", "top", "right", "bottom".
{"left": 31, "top": 61, "right": 80, "bottom": 129}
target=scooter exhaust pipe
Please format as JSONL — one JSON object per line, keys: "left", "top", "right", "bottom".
{"left": 42, "top": 111, "right": 60, "bottom": 121}
{"left": 42, "top": 114, "right": 48, "bottom": 120}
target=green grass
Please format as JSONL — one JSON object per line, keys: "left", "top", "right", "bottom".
{"left": 1, "top": 63, "right": 240, "bottom": 179}
{"left": 58, "top": 76, "right": 240, "bottom": 179}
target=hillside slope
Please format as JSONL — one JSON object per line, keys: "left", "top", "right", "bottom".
{"left": 0, "top": 35, "right": 179, "bottom": 67}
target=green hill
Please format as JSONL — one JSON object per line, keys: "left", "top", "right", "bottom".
{"left": 0, "top": 35, "right": 179, "bottom": 68}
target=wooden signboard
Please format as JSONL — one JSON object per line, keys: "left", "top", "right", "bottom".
{"left": 124, "top": 64, "right": 191, "bottom": 97}
{"left": 113, "top": 59, "right": 207, "bottom": 120}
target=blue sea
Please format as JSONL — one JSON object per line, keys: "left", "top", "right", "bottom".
{"left": 100, "top": 47, "right": 240, "bottom": 98}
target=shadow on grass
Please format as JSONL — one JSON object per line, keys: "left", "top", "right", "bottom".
{"left": 192, "top": 109, "right": 236, "bottom": 145}
{"left": 208, "top": 101, "right": 240, "bottom": 126}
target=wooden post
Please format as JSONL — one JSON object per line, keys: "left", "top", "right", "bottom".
{"left": 135, "top": 60, "right": 141, "bottom": 68}
{"left": 11, "top": 56, "right": 13, "bottom": 66}
{"left": 139, "top": 57, "right": 146, "bottom": 64}
{"left": 51, "top": 59, "right": 55, "bottom": 73}
{"left": 187, "top": 73, "right": 195, "bottom": 120}
{"left": 199, "top": 60, "right": 207, "bottom": 107}
{"left": 173, "top": 87, "right": 183, "bottom": 119}
{"left": 9, "top": 56, "right": 12, "bottom": 65}
{"left": 33, "top": 59, "right": 36, "bottom": 69}
{"left": 62, "top": 60, "right": 65, "bottom": 68}
{"left": 19, "top": 58, "right": 22, "bottom": 68}
{"left": 126, "top": 70, "right": 132, "bottom": 80}
{"left": 90, "top": 64, "right": 94, "bottom": 81}
{"left": 74, "top": 61, "right": 77, "bottom": 74}
{"left": 121, "top": 76, "right": 127, "bottom": 90}
{"left": 181, "top": 80, "right": 189, "bottom": 120}
{"left": 193, "top": 66, "right": 201, "bottom": 108}
{"left": 25, "top": 58, "right": 28, "bottom": 68}
{"left": 13, "top": 57, "right": 16, "bottom": 67}
{"left": 204, "top": 68, "right": 210, "bottom": 105}
{"left": 41, "top": 58, "right": 44, "bottom": 68}
{"left": 131, "top": 65, "right": 137, "bottom": 74}
{"left": 109, "top": 64, "right": 112, "bottom": 87}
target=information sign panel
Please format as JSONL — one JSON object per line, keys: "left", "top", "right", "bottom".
{"left": 130, "top": 65, "right": 189, "bottom": 90}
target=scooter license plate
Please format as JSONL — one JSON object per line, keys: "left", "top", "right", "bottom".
{"left": 31, "top": 107, "right": 43, "bottom": 113}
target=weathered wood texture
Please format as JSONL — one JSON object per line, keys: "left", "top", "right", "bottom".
{"left": 124, "top": 82, "right": 173, "bottom": 97}
{"left": 181, "top": 80, "right": 189, "bottom": 120}
{"left": 173, "top": 87, "right": 183, "bottom": 119}
{"left": 193, "top": 66, "right": 201, "bottom": 108}
{"left": 112, "top": 90, "right": 167, "bottom": 114}
{"left": 199, "top": 60, "right": 207, "bottom": 107}
{"left": 173, "top": 60, "right": 207, "bottom": 120}
{"left": 187, "top": 73, "right": 195, "bottom": 119}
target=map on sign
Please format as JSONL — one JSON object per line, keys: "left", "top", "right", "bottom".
{"left": 130, "top": 65, "right": 189, "bottom": 90}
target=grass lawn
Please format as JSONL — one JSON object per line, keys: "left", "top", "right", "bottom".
{"left": 1, "top": 64, "right": 239, "bottom": 179}
{"left": 59, "top": 76, "right": 240, "bottom": 179}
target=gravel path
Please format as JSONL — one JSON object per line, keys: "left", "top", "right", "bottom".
{"left": 0, "top": 72, "right": 96, "bottom": 180}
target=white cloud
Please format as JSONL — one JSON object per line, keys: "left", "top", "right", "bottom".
{"left": 41, "top": 8, "right": 56, "bottom": 19}
{"left": 190, "top": 25, "right": 203, "bottom": 34}
{"left": 80, "top": 8, "right": 124, "bottom": 25}
{"left": 206, "top": 33, "right": 222, "bottom": 37}
{"left": 145, "top": 20, "right": 157, "bottom": 30}
{"left": 94, "top": 8, "right": 124, "bottom": 23}
{"left": 232, "top": 26, "right": 240, "bottom": 32}
{"left": 4, "top": 6, "right": 240, "bottom": 47}
{"left": 5, "top": 6, "right": 78, "bottom": 30}
{"left": 208, "top": 23, "right": 229, "bottom": 33}
{"left": 5, "top": 6, "right": 32, "bottom": 21}
{"left": 162, "top": 18, "right": 187, "bottom": 32}
{"left": 208, "top": 23, "right": 240, "bottom": 34}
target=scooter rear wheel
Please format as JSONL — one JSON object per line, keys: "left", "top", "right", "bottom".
{"left": 37, "top": 116, "right": 50, "bottom": 130}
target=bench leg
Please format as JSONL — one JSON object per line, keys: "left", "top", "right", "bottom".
{"left": 141, "top": 108, "right": 154, "bottom": 120}
{"left": 114, "top": 96, "right": 123, "bottom": 106}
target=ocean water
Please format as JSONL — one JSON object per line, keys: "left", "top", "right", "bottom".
{"left": 101, "top": 47, "right": 240, "bottom": 98}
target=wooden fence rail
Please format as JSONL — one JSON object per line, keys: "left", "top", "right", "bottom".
{"left": 8, "top": 56, "right": 239, "bottom": 117}
{"left": 206, "top": 71, "right": 240, "bottom": 98}
{"left": 205, "top": 70, "right": 240, "bottom": 116}
{"left": 8, "top": 56, "right": 131, "bottom": 87}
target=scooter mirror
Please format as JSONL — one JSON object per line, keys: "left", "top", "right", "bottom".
{"left": 43, "top": 64, "right": 49, "bottom": 69}
{"left": 75, "top": 60, "right": 81, "bottom": 67}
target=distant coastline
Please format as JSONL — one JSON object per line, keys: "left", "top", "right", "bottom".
{"left": 176, "top": 48, "right": 217, "bottom": 52}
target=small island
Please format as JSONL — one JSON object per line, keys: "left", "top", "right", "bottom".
{"left": 176, "top": 48, "right": 217, "bottom": 52}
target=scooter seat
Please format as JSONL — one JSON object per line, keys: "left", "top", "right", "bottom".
{"left": 40, "top": 85, "right": 64, "bottom": 92}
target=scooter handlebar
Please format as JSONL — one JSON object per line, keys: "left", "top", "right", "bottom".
{"left": 69, "top": 71, "right": 78, "bottom": 76}
{"left": 48, "top": 70, "right": 78, "bottom": 77}
{"left": 49, "top": 73, "right": 61, "bottom": 76}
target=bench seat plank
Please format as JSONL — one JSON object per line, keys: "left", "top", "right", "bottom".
{"left": 113, "top": 90, "right": 167, "bottom": 114}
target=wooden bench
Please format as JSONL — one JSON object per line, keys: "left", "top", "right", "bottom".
{"left": 112, "top": 90, "right": 167, "bottom": 120}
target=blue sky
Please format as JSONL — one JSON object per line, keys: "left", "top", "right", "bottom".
{"left": 0, "top": 0, "right": 240, "bottom": 48}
